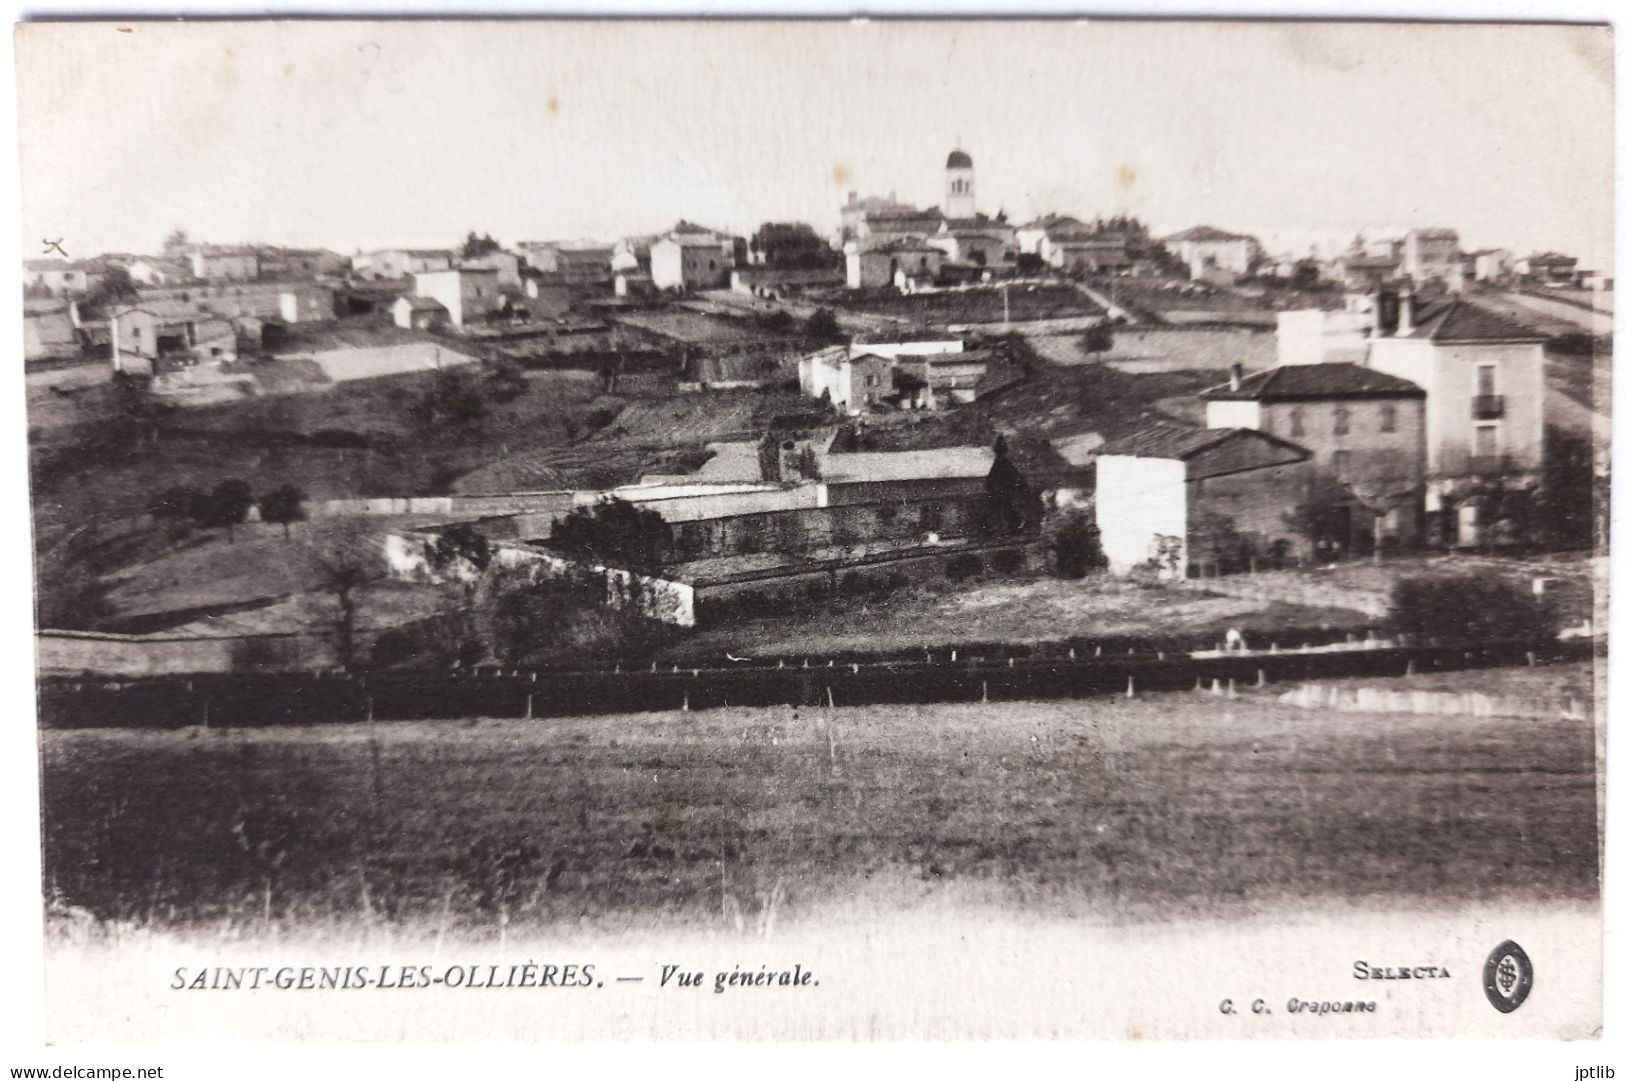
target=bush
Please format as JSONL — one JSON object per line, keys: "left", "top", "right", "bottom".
{"left": 1388, "top": 576, "right": 1559, "bottom": 642}
{"left": 1048, "top": 510, "right": 1107, "bottom": 578}
{"left": 945, "top": 554, "right": 984, "bottom": 581}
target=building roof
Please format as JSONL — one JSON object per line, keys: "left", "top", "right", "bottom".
{"left": 820, "top": 446, "right": 994, "bottom": 483}
{"left": 1407, "top": 299, "right": 1546, "bottom": 343}
{"left": 1202, "top": 363, "right": 1424, "bottom": 401}
{"left": 946, "top": 149, "right": 973, "bottom": 168}
{"left": 24, "top": 258, "right": 98, "bottom": 272}
{"left": 1525, "top": 251, "right": 1579, "bottom": 266}
{"left": 1333, "top": 253, "right": 1400, "bottom": 270}
{"left": 1020, "top": 213, "right": 1085, "bottom": 232}
{"left": 657, "top": 233, "right": 732, "bottom": 249}
{"left": 1098, "top": 422, "right": 1310, "bottom": 463}
{"left": 1407, "top": 228, "right": 1460, "bottom": 242}
{"left": 397, "top": 296, "right": 448, "bottom": 312}
{"left": 1162, "top": 225, "right": 1253, "bottom": 244}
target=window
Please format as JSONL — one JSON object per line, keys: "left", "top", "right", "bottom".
{"left": 1474, "top": 423, "right": 1500, "bottom": 458}
{"left": 1289, "top": 408, "right": 1305, "bottom": 437}
{"left": 1380, "top": 402, "right": 1397, "bottom": 432}
{"left": 1475, "top": 363, "right": 1498, "bottom": 397}
{"left": 1333, "top": 406, "right": 1351, "bottom": 436}
{"left": 1331, "top": 450, "right": 1351, "bottom": 477}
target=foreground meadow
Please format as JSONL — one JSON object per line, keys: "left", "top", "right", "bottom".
{"left": 39, "top": 681, "right": 1598, "bottom": 941}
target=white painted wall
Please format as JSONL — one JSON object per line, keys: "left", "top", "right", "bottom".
{"left": 1095, "top": 455, "right": 1188, "bottom": 577}
{"left": 1205, "top": 399, "right": 1262, "bottom": 429}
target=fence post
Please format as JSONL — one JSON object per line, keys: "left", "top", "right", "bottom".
{"left": 201, "top": 697, "right": 209, "bottom": 728}
{"left": 525, "top": 693, "right": 533, "bottom": 720}
{"left": 981, "top": 680, "right": 989, "bottom": 703}
{"left": 1126, "top": 676, "right": 1135, "bottom": 698}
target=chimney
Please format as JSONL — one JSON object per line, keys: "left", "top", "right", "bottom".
{"left": 1228, "top": 363, "right": 1243, "bottom": 392}
{"left": 847, "top": 191, "right": 857, "bottom": 206}
{"left": 1397, "top": 288, "right": 1415, "bottom": 337}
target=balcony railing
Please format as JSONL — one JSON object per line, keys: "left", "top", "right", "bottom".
{"left": 1472, "top": 394, "right": 1505, "bottom": 419}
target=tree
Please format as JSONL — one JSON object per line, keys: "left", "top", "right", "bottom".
{"left": 984, "top": 434, "right": 1032, "bottom": 535}
{"left": 406, "top": 367, "right": 489, "bottom": 443}
{"left": 307, "top": 522, "right": 383, "bottom": 669}
{"left": 202, "top": 479, "right": 254, "bottom": 543}
{"left": 163, "top": 227, "right": 190, "bottom": 256}
{"left": 748, "top": 222, "right": 838, "bottom": 269}
{"left": 1079, "top": 321, "right": 1115, "bottom": 358}
{"left": 1289, "top": 259, "right": 1321, "bottom": 290}
{"left": 805, "top": 307, "right": 843, "bottom": 344}
{"left": 1016, "top": 252, "right": 1048, "bottom": 276}
{"left": 259, "top": 484, "right": 308, "bottom": 541}
{"left": 428, "top": 522, "right": 493, "bottom": 579}
{"left": 550, "top": 496, "right": 672, "bottom": 570}
{"left": 1048, "top": 509, "right": 1107, "bottom": 578}
{"left": 461, "top": 231, "right": 501, "bottom": 259}
{"left": 82, "top": 266, "right": 139, "bottom": 316}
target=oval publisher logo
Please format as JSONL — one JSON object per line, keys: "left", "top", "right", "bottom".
{"left": 1483, "top": 940, "right": 1534, "bottom": 1014}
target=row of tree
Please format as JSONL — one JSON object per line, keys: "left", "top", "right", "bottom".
{"left": 151, "top": 480, "right": 307, "bottom": 542}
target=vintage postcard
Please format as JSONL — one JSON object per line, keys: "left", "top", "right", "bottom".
{"left": 13, "top": 17, "right": 1612, "bottom": 1049}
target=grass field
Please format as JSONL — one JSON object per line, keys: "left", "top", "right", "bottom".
{"left": 666, "top": 575, "right": 1371, "bottom": 660}
{"left": 39, "top": 684, "right": 1598, "bottom": 937}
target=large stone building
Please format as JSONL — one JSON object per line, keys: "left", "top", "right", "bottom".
{"left": 1161, "top": 225, "right": 1259, "bottom": 282}
{"left": 1366, "top": 296, "right": 1547, "bottom": 543}
{"left": 1202, "top": 362, "right": 1428, "bottom": 551}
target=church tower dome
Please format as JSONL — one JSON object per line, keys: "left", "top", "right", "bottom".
{"left": 945, "top": 148, "right": 975, "bottom": 219}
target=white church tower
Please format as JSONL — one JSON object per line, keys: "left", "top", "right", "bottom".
{"left": 945, "top": 148, "right": 975, "bottom": 219}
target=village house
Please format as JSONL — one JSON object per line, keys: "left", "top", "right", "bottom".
{"left": 1015, "top": 214, "right": 1087, "bottom": 257}
{"left": 1400, "top": 228, "right": 1461, "bottom": 287}
{"left": 257, "top": 247, "right": 351, "bottom": 279}
{"left": 24, "top": 300, "right": 79, "bottom": 362}
{"left": 649, "top": 233, "right": 734, "bottom": 291}
{"left": 1161, "top": 225, "right": 1259, "bottom": 283}
{"left": 23, "top": 259, "right": 107, "bottom": 297}
{"left": 840, "top": 192, "right": 946, "bottom": 244}
{"left": 799, "top": 345, "right": 894, "bottom": 414}
{"left": 391, "top": 295, "right": 449, "bottom": 330}
{"left": 520, "top": 241, "right": 614, "bottom": 279}
{"left": 1365, "top": 295, "right": 1546, "bottom": 542}
{"left": 1094, "top": 423, "right": 1314, "bottom": 578}
{"left": 188, "top": 245, "right": 261, "bottom": 281}
{"left": 1471, "top": 248, "right": 1514, "bottom": 286}
{"left": 127, "top": 256, "right": 192, "bottom": 287}
{"left": 354, "top": 248, "right": 456, "bottom": 280}
{"left": 410, "top": 266, "right": 501, "bottom": 328}
{"left": 461, "top": 250, "right": 523, "bottom": 289}
{"left": 1201, "top": 362, "right": 1428, "bottom": 551}
{"left": 1275, "top": 294, "right": 1384, "bottom": 366}
{"left": 928, "top": 215, "right": 1018, "bottom": 268}
{"left": 1516, "top": 251, "right": 1580, "bottom": 287}
{"left": 844, "top": 238, "right": 946, "bottom": 289}
{"left": 1325, "top": 251, "right": 1400, "bottom": 291}
{"left": 108, "top": 303, "right": 238, "bottom": 375}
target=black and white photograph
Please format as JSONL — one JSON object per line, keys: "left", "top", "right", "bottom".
{"left": 11, "top": 15, "right": 1613, "bottom": 1052}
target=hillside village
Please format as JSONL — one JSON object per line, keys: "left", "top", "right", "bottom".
{"left": 28, "top": 147, "right": 1610, "bottom": 675}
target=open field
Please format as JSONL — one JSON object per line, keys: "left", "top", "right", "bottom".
{"left": 667, "top": 574, "right": 1372, "bottom": 660}
{"left": 28, "top": 367, "right": 620, "bottom": 533}
{"left": 1283, "top": 659, "right": 1597, "bottom": 709}
{"left": 1027, "top": 326, "right": 1275, "bottom": 372}
{"left": 835, "top": 285, "right": 1103, "bottom": 323}
{"left": 40, "top": 685, "right": 1598, "bottom": 935}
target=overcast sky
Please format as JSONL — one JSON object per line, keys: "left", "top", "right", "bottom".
{"left": 14, "top": 19, "right": 1614, "bottom": 267}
